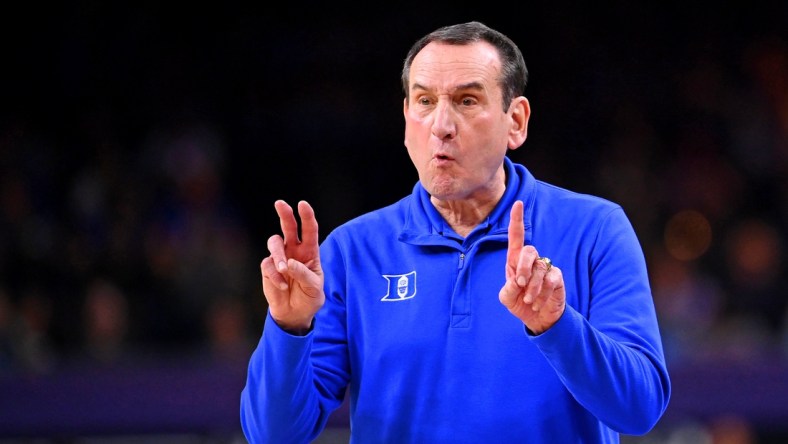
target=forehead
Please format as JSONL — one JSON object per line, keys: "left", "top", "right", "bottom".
{"left": 409, "top": 41, "right": 502, "bottom": 93}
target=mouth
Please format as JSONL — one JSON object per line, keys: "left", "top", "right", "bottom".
{"left": 433, "top": 152, "right": 454, "bottom": 161}
{"left": 431, "top": 153, "right": 455, "bottom": 168}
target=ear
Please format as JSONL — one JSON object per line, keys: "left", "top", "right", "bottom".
{"left": 507, "top": 97, "right": 530, "bottom": 150}
{"left": 403, "top": 98, "right": 410, "bottom": 147}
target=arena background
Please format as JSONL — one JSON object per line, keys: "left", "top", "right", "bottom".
{"left": 1, "top": 2, "right": 787, "bottom": 443}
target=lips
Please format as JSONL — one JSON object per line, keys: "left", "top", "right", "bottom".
{"left": 431, "top": 153, "right": 455, "bottom": 167}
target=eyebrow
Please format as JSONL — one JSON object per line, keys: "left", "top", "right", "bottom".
{"left": 410, "top": 81, "right": 485, "bottom": 94}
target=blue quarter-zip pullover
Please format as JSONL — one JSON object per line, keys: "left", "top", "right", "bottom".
{"left": 241, "top": 157, "right": 671, "bottom": 443}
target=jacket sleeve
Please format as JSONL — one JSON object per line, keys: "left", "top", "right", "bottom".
{"left": 240, "top": 236, "right": 351, "bottom": 444}
{"left": 530, "top": 207, "right": 671, "bottom": 435}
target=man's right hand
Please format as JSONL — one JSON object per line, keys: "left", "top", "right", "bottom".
{"left": 260, "top": 200, "right": 324, "bottom": 334}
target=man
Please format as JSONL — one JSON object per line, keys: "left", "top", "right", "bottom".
{"left": 241, "top": 21, "right": 671, "bottom": 443}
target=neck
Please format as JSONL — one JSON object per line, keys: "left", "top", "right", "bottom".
{"left": 431, "top": 189, "right": 505, "bottom": 238}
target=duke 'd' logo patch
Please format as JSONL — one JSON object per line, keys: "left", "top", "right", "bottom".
{"left": 380, "top": 271, "right": 417, "bottom": 301}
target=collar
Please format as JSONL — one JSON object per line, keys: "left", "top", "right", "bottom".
{"left": 399, "top": 156, "right": 537, "bottom": 246}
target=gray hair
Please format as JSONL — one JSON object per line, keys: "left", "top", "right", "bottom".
{"left": 401, "top": 21, "right": 528, "bottom": 112}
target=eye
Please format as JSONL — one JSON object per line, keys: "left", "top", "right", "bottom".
{"left": 460, "top": 96, "right": 478, "bottom": 107}
{"left": 417, "top": 96, "right": 433, "bottom": 106}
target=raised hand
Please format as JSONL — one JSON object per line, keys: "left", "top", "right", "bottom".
{"left": 259, "top": 200, "right": 324, "bottom": 334}
{"left": 498, "top": 200, "right": 565, "bottom": 334}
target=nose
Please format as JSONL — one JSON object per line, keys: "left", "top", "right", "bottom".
{"left": 431, "top": 99, "right": 457, "bottom": 141}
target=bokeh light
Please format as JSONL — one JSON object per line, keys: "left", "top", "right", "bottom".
{"left": 664, "top": 209, "right": 713, "bottom": 261}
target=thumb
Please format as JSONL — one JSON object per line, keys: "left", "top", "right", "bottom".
{"left": 498, "top": 277, "right": 523, "bottom": 309}
{"left": 287, "top": 258, "right": 323, "bottom": 297}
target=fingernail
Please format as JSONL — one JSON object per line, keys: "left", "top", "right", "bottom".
{"left": 517, "top": 276, "right": 526, "bottom": 287}
{"left": 279, "top": 282, "right": 289, "bottom": 291}
{"left": 278, "top": 261, "right": 287, "bottom": 272}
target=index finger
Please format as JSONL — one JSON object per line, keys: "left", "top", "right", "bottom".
{"left": 274, "top": 200, "right": 299, "bottom": 244}
{"left": 507, "top": 200, "right": 525, "bottom": 268}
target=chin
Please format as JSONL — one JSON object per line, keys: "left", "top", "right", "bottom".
{"left": 426, "top": 185, "right": 464, "bottom": 201}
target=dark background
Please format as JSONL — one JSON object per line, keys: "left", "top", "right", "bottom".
{"left": 1, "top": 2, "right": 787, "bottom": 443}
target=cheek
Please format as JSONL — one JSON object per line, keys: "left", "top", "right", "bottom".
{"left": 404, "top": 141, "right": 428, "bottom": 168}
{"left": 404, "top": 108, "right": 432, "bottom": 130}
{"left": 404, "top": 116, "right": 429, "bottom": 148}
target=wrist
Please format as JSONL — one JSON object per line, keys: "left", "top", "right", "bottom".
{"left": 274, "top": 317, "right": 314, "bottom": 336}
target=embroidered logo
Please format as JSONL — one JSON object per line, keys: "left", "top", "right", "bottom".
{"left": 380, "top": 271, "right": 417, "bottom": 301}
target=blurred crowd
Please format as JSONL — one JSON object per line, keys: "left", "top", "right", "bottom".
{"left": 0, "top": 4, "right": 787, "bottom": 442}
{"left": 0, "top": 4, "right": 787, "bottom": 373}
{"left": 603, "top": 34, "right": 788, "bottom": 367}
{"left": 0, "top": 122, "right": 260, "bottom": 373}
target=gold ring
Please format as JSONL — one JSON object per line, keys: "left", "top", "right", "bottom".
{"left": 538, "top": 257, "right": 552, "bottom": 272}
